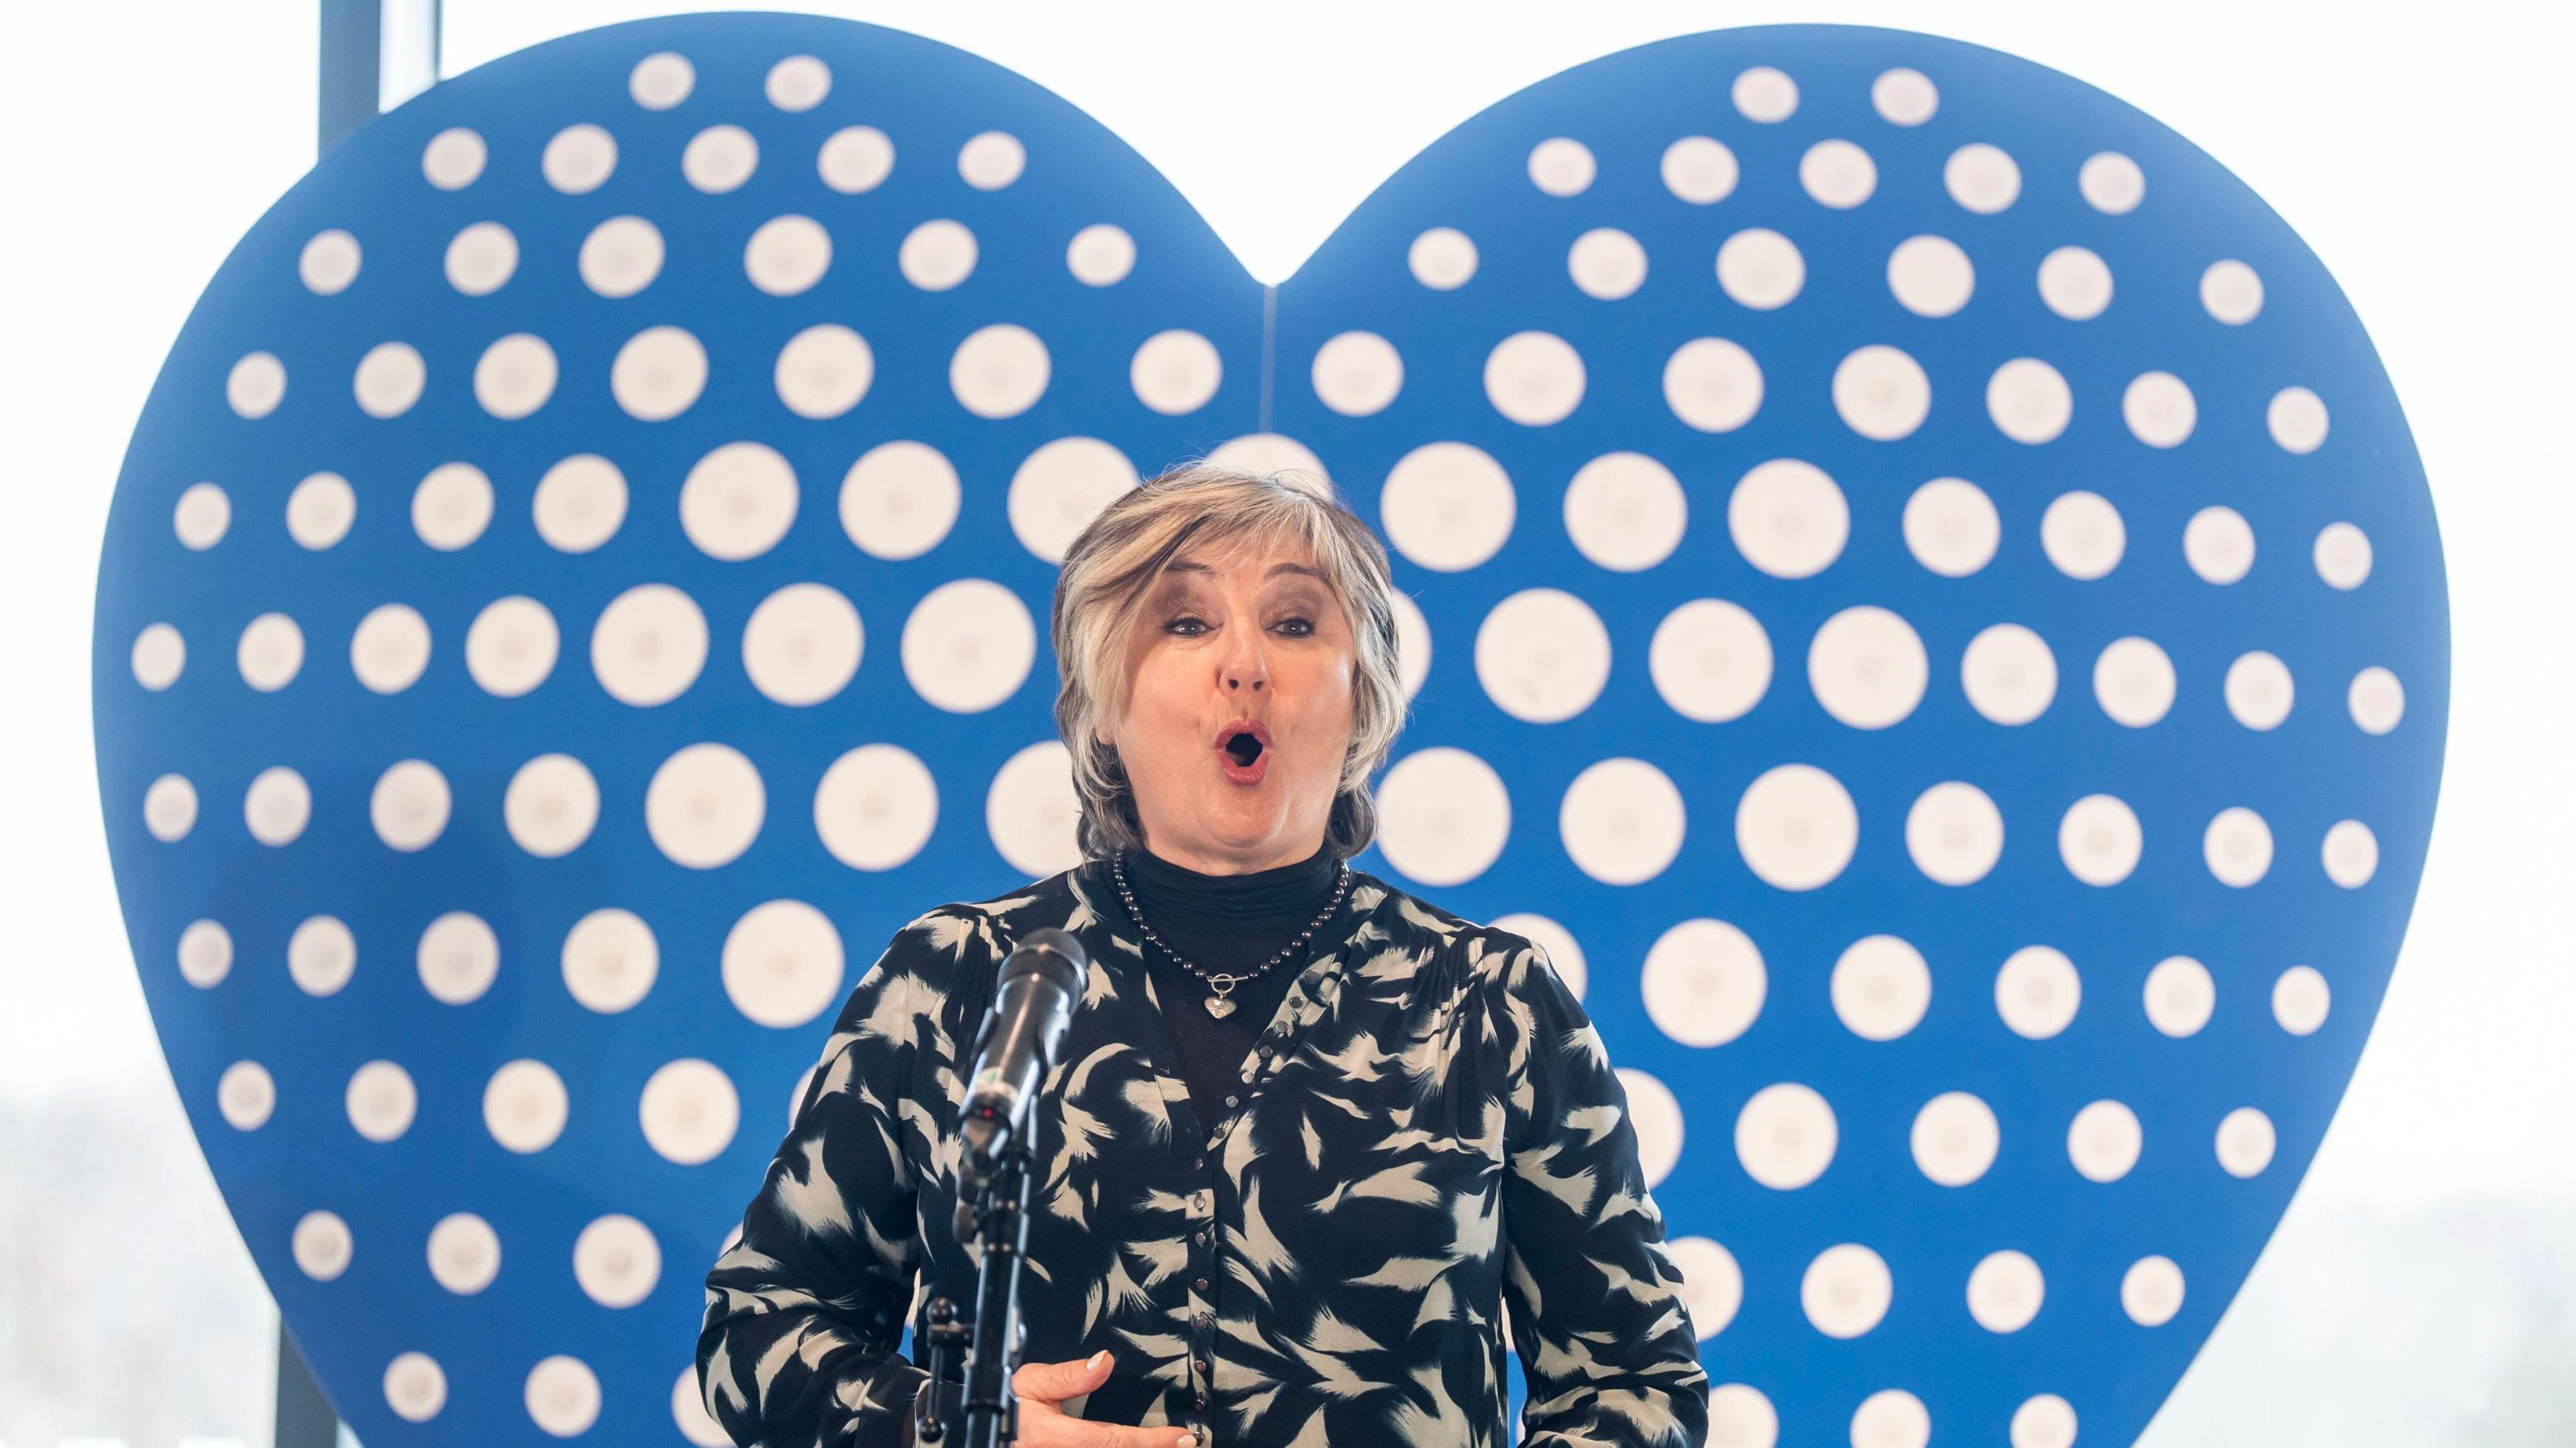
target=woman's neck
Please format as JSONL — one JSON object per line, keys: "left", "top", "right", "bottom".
{"left": 1118, "top": 837, "right": 1340, "bottom": 934}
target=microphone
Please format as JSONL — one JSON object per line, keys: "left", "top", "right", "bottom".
{"left": 955, "top": 927, "right": 1090, "bottom": 1201}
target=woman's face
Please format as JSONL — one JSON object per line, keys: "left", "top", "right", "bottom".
{"left": 1095, "top": 533, "right": 1356, "bottom": 875}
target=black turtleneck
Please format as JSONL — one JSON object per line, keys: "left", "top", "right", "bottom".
{"left": 1101, "top": 836, "right": 1360, "bottom": 1122}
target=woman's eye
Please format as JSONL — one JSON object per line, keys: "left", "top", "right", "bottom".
{"left": 1277, "top": 616, "right": 1316, "bottom": 637}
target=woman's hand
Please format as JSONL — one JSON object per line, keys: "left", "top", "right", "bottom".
{"left": 1007, "top": 1350, "right": 1200, "bottom": 1448}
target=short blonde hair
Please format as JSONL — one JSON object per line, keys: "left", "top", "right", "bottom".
{"left": 1051, "top": 459, "right": 1409, "bottom": 863}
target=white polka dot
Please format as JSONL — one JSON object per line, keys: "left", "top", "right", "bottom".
{"left": 1716, "top": 229, "right": 1803, "bottom": 309}
{"left": 1819, "top": 936, "right": 1932, "bottom": 1045}
{"left": 526, "top": 1355, "right": 602, "bottom": 1437}
{"left": 292, "top": 1210, "right": 352, "bottom": 1280}
{"left": 1851, "top": 1390, "right": 1929, "bottom": 1448}
{"left": 1709, "top": 1384, "right": 1778, "bottom": 1448}
{"left": 2273, "top": 965, "right": 2331, "bottom": 1035}
{"left": 384, "top": 1351, "right": 447, "bottom": 1422}
{"left": 445, "top": 219, "right": 520, "bottom": 294}
{"left": 227, "top": 351, "right": 286, "bottom": 419}
{"left": 745, "top": 214, "right": 831, "bottom": 296}
{"left": 2349, "top": 666, "right": 2405, "bottom": 734}
{"left": 1968, "top": 1250, "right": 2045, "bottom": 1333}
{"left": 1566, "top": 227, "right": 1648, "bottom": 301}
{"left": 300, "top": 229, "right": 361, "bottom": 294}
{"left": 1736, "top": 1082, "right": 1835, "bottom": 1189}
{"left": 2037, "top": 245, "right": 2112, "bottom": 320}
{"left": 1906, "top": 781, "right": 2003, "bottom": 885}
{"left": 1945, "top": 143, "right": 2021, "bottom": 213}
{"left": 353, "top": 341, "right": 425, "bottom": 419}
{"left": 426, "top": 1212, "right": 498, "bottom": 1294}
{"left": 721, "top": 899, "right": 846, "bottom": 1028}
{"left": 1312, "top": 330, "right": 1403, "bottom": 415}
{"left": 2123, "top": 370, "right": 2196, "bottom": 447}
{"left": 984, "top": 739, "right": 1083, "bottom": 879}
{"left": 1668, "top": 1237, "right": 1742, "bottom": 1339}
{"left": 421, "top": 127, "right": 485, "bottom": 190}
{"left": 2143, "top": 955, "right": 2216, "bottom": 1037}
{"left": 775, "top": 323, "right": 875, "bottom": 420}
{"left": 176, "top": 919, "right": 233, "bottom": 987}
{"left": 1381, "top": 440, "right": 1514, "bottom": 569}
{"left": 288, "top": 916, "right": 356, "bottom": 995}
{"left": 900, "top": 577, "right": 1038, "bottom": 713}
{"left": 1648, "top": 599, "right": 1772, "bottom": 724}
{"left": 1408, "top": 227, "right": 1478, "bottom": 289}
{"left": 587, "top": 579, "right": 700, "bottom": 706}
{"left": 346, "top": 1059, "right": 418, "bottom": 1141}
{"left": 1987, "top": 357, "right": 2071, "bottom": 443}
{"left": 646, "top": 743, "right": 766, "bottom": 869}
{"left": 1799, "top": 140, "right": 1876, "bottom": 208}
{"left": 2204, "top": 805, "right": 2273, "bottom": 886}
{"left": 416, "top": 911, "right": 499, "bottom": 1005}
{"left": 2314, "top": 521, "right": 2373, "bottom": 589}
{"left": 1731, "top": 66, "right": 1797, "bottom": 122}
{"left": 2041, "top": 490, "right": 2125, "bottom": 579}
{"left": 2080, "top": 151, "right": 2147, "bottom": 214}
{"left": 2059, "top": 793, "right": 2142, "bottom": 885}
{"left": 629, "top": 52, "right": 694, "bottom": 109}
{"left": 606, "top": 324, "right": 705, "bottom": 421}
{"left": 1067, "top": 223, "right": 1134, "bottom": 286}
{"left": 1800, "top": 1243, "right": 1889, "bottom": 1337}
{"left": 682, "top": 124, "right": 757, "bottom": 192}
{"left": 130, "top": 622, "right": 184, "bottom": 691}
{"left": 1374, "top": 746, "right": 1511, "bottom": 887}
{"left": 765, "top": 54, "right": 830, "bottom": 111}
{"left": 1902, "top": 478, "right": 1998, "bottom": 577}
{"left": 2202, "top": 260, "right": 2263, "bottom": 324}
{"left": 2269, "top": 386, "right": 2330, "bottom": 453}
{"left": 580, "top": 215, "right": 665, "bottom": 298}
{"left": 1734, "top": 763, "right": 1858, "bottom": 891}
{"left": 533, "top": 455, "right": 631, "bottom": 555}
{"left": 958, "top": 131, "right": 1024, "bottom": 189}
{"left": 2012, "top": 1396, "right": 2078, "bottom": 1448}
{"left": 174, "top": 482, "right": 230, "bottom": 550}
{"left": 843, "top": 441, "right": 963, "bottom": 561}
{"left": 818, "top": 125, "right": 894, "bottom": 192}
{"left": 1995, "top": 945, "right": 2080, "bottom": 1039}
{"left": 504, "top": 755, "right": 598, "bottom": 858}
{"left": 1911, "top": 1091, "right": 1999, "bottom": 1185}
{"left": 675, "top": 1364, "right": 731, "bottom": 1448}
{"left": 1008, "top": 437, "right": 1138, "bottom": 565}
{"left": 370, "top": 760, "right": 451, "bottom": 851}
{"left": 542, "top": 123, "right": 616, "bottom": 194}
{"left": 244, "top": 766, "right": 312, "bottom": 846}
{"left": 2184, "top": 505, "right": 2255, "bottom": 583}
{"left": 1527, "top": 137, "right": 1595, "bottom": 196}
{"left": 2216, "top": 1107, "right": 2277, "bottom": 1177}
{"left": 742, "top": 583, "right": 863, "bottom": 706}
{"left": 1563, "top": 452, "right": 1684, "bottom": 572}
{"left": 1559, "top": 757, "right": 1684, "bottom": 886}
{"left": 413, "top": 461, "right": 494, "bottom": 550}
{"left": 288, "top": 471, "right": 357, "bottom": 549}
{"left": 237, "top": 612, "right": 305, "bottom": 691}
{"left": 1809, "top": 605, "right": 1927, "bottom": 728}
{"left": 217, "top": 1060, "right": 274, "bottom": 1129}
{"left": 2069, "top": 1100, "right": 2142, "bottom": 1182}
{"left": 1476, "top": 588, "right": 1611, "bottom": 724}
{"left": 1871, "top": 67, "right": 1938, "bottom": 125}
{"left": 1887, "top": 235, "right": 1973, "bottom": 317}
{"left": 1642, "top": 918, "right": 1764, "bottom": 1048}
{"left": 2323, "top": 819, "right": 2379, "bottom": 887}
{"left": 641, "top": 1058, "right": 740, "bottom": 1164}
{"left": 2224, "top": 651, "right": 2294, "bottom": 730}
{"left": 1728, "top": 459, "right": 1847, "bottom": 579}
{"left": 1662, "top": 337, "right": 1763, "bottom": 433}
{"left": 574, "top": 1214, "right": 663, "bottom": 1311}
{"left": 563, "top": 908, "right": 659, "bottom": 1014}
{"left": 474, "top": 333, "right": 557, "bottom": 419}
{"left": 1661, "top": 136, "right": 1738, "bottom": 204}
{"left": 1831, "top": 344, "right": 1930, "bottom": 440}
{"left": 953, "top": 323, "right": 1051, "bottom": 419}
{"left": 898, "top": 218, "right": 977, "bottom": 291}
{"left": 2093, "top": 636, "right": 2175, "bottom": 727}
{"left": 814, "top": 743, "right": 939, "bottom": 873}
{"left": 680, "top": 440, "right": 798, "bottom": 559}
{"left": 1483, "top": 331, "right": 1585, "bottom": 425}
{"left": 2121, "top": 1256, "right": 2185, "bottom": 1325}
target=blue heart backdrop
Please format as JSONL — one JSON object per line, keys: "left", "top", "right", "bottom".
{"left": 91, "top": 11, "right": 2447, "bottom": 1448}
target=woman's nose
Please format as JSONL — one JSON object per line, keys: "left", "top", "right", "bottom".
{"left": 1222, "top": 629, "right": 1267, "bottom": 691}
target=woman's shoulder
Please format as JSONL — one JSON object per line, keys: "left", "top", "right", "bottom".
{"left": 1348, "top": 870, "right": 1576, "bottom": 1015}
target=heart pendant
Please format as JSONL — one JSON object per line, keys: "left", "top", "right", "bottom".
{"left": 1203, "top": 995, "right": 1238, "bottom": 1019}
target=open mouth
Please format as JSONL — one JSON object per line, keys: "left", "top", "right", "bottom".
{"left": 1214, "top": 721, "right": 1270, "bottom": 781}
{"left": 1222, "top": 731, "right": 1264, "bottom": 767}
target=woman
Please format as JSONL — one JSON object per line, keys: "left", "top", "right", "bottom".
{"left": 697, "top": 463, "right": 1709, "bottom": 1447}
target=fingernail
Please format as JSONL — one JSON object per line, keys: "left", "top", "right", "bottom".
{"left": 1175, "top": 1434, "right": 1196, "bottom": 1447}
{"left": 1088, "top": 1349, "right": 1108, "bottom": 1370}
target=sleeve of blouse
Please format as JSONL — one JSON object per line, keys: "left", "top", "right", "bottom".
{"left": 1493, "top": 938, "right": 1711, "bottom": 1448}
{"left": 696, "top": 907, "right": 969, "bottom": 1448}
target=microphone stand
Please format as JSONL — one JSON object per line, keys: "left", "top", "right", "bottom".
{"left": 914, "top": 1130, "right": 1038, "bottom": 1448}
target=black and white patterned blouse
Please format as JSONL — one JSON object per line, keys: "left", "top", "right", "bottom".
{"left": 696, "top": 852, "right": 1711, "bottom": 1447}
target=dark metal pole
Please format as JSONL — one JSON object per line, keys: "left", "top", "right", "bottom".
{"left": 274, "top": 1319, "right": 341, "bottom": 1448}
{"left": 316, "top": 0, "right": 380, "bottom": 154}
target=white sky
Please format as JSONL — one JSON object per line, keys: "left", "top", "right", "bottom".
{"left": 3, "top": 0, "right": 2569, "bottom": 1230}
